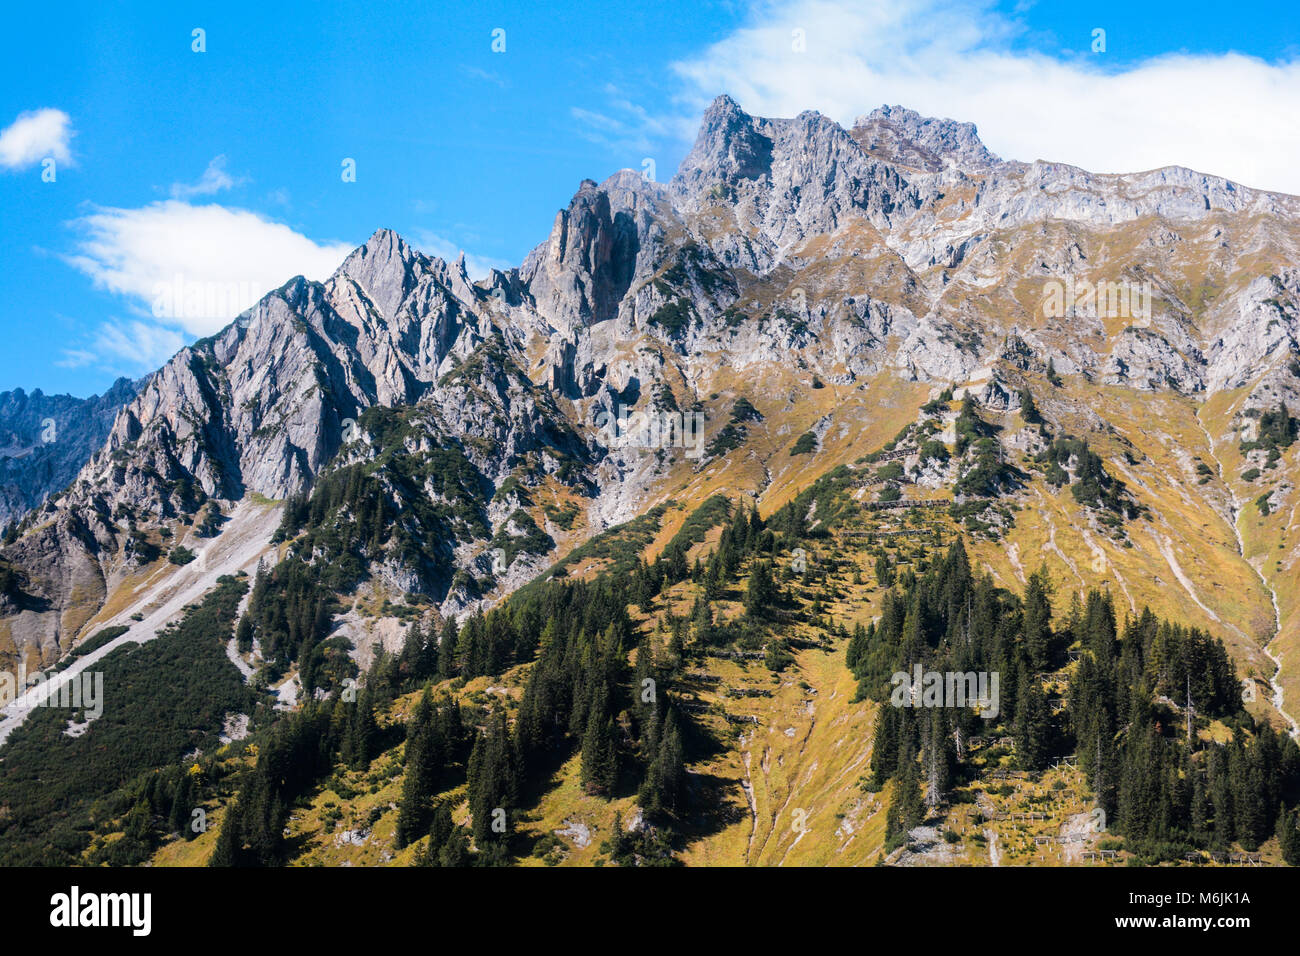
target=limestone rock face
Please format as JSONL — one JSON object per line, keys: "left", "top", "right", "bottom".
{"left": 4, "top": 95, "right": 1300, "bottom": 661}
{"left": 520, "top": 179, "right": 643, "bottom": 336}
{"left": 0, "top": 378, "right": 136, "bottom": 528}
{"left": 852, "top": 105, "right": 1002, "bottom": 172}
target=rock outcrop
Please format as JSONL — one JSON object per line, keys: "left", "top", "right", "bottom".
{"left": 3, "top": 94, "right": 1299, "bottom": 667}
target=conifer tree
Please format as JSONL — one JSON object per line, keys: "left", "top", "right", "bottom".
{"left": 1014, "top": 671, "right": 1052, "bottom": 772}
{"left": 235, "top": 614, "right": 254, "bottom": 654}
{"left": 744, "top": 559, "right": 778, "bottom": 619}
{"left": 1279, "top": 807, "right": 1300, "bottom": 866}
{"left": 467, "top": 709, "right": 518, "bottom": 848}
{"left": 437, "top": 617, "right": 459, "bottom": 679}
{"left": 342, "top": 686, "right": 378, "bottom": 771}
{"left": 396, "top": 689, "right": 446, "bottom": 848}
{"left": 580, "top": 707, "right": 619, "bottom": 795}
{"left": 1022, "top": 564, "right": 1053, "bottom": 671}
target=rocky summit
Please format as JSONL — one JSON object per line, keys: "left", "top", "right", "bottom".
{"left": 0, "top": 96, "right": 1297, "bottom": 868}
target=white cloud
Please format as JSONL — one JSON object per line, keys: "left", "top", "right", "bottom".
{"left": 170, "top": 155, "right": 240, "bottom": 199}
{"left": 65, "top": 200, "right": 355, "bottom": 336}
{"left": 669, "top": 0, "right": 1300, "bottom": 195}
{"left": 411, "top": 230, "right": 512, "bottom": 280}
{"left": 59, "top": 320, "right": 186, "bottom": 372}
{"left": 0, "top": 108, "right": 73, "bottom": 170}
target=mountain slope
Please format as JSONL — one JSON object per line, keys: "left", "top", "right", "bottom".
{"left": 0, "top": 377, "right": 136, "bottom": 529}
{"left": 1, "top": 95, "right": 1299, "bottom": 867}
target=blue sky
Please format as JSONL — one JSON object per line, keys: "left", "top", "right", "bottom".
{"left": 3, "top": 0, "right": 1298, "bottom": 396}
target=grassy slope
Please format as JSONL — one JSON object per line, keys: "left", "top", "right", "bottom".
{"left": 140, "top": 362, "right": 1299, "bottom": 867}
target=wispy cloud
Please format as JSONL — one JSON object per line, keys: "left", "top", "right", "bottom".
{"left": 0, "top": 108, "right": 73, "bottom": 171}
{"left": 58, "top": 320, "right": 186, "bottom": 372}
{"left": 667, "top": 0, "right": 1300, "bottom": 194}
{"left": 568, "top": 83, "right": 683, "bottom": 159}
{"left": 65, "top": 200, "right": 355, "bottom": 336}
{"left": 169, "top": 155, "right": 242, "bottom": 199}
{"left": 461, "top": 65, "right": 508, "bottom": 88}
{"left": 568, "top": 83, "right": 695, "bottom": 169}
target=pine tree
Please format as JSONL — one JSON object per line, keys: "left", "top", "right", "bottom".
{"left": 1208, "top": 743, "right": 1234, "bottom": 847}
{"left": 1014, "top": 671, "right": 1052, "bottom": 772}
{"left": 692, "top": 597, "right": 716, "bottom": 647}
{"left": 466, "top": 710, "right": 517, "bottom": 848}
{"left": 169, "top": 772, "right": 193, "bottom": 837}
{"left": 641, "top": 707, "right": 685, "bottom": 815}
{"left": 1022, "top": 565, "right": 1053, "bottom": 671}
{"left": 874, "top": 552, "right": 894, "bottom": 588}
{"left": 398, "top": 621, "right": 426, "bottom": 687}
{"left": 923, "top": 707, "right": 955, "bottom": 809}
{"left": 208, "top": 798, "right": 245, "bottom": 867}
{"left": 437, "top": 617, "right": 459, "bottom": 679}
{"left": 889, "top": 745, "right": 925, "bottom": 844}
{"left": 235, "top": 614, "right": 254, "bottom": 654}
{"left": 667, "top": 621, "right": 685, "bottom": 671}
{"left": 396, "top": 689, "right": 445, "bottom": 848}
{"left": 1019, "top": 387, "right": 1043, "bottom": 425}
{"left": 342, "top": 687, "right": 378, "bottom": 771}
{"left": 580, "top": 707, "right": 619, "bottom": 796}
{"left": 1232, "top": 735, "right": 1269, "bottom": 850}
{"left": 870, "top": 704, "right": 901, "bottom": 789}
{"left": 744, "top": 560, "right": 778, "bottom": 619}
{"left": 1279, "top": 807, "right": 1300, "bottom": 866}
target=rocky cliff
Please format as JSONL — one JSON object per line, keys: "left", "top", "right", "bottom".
{"left": 2, "top": 96, "right": 1297, "bottom": 710}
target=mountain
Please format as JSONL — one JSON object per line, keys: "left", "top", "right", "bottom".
{"left": 0, "top": 378, "right": 137, "bottom": 531}
{"left": 1, "top": 96, "right": 1298, "bottom": 867}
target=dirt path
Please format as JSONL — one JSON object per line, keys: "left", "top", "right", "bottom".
{"left": 740, "top": 744, "right": 759, "bottom": 863}
{"left": 1195, "top": 413, "right": 1298, "bottom": 737}
{"left": 1080, "top": 527, "right": 1136, "bottom": 613}
{"left": 984, "top": 827, "right": 1001, "bottom": 866}
{"left": 1005, "top": 541, "right": 1026, "bottom": 584}
{"left": 1155, "top": 532, "right": 1228, "bottom": 629}
{"left": 225, "top": 636, "right": 257, "bottom": 681}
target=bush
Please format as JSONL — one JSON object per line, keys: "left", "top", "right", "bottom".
{"left": 919, "top": 439, "right": 949, "bottom": 463}
{"left": 791, "top": 432, "right": 818, "bottom": 456}
{"left": 647, "top": 299, "right": 693, "bottom": 337}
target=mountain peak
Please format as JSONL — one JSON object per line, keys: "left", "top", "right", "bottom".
{"left": 339, "top": 228, "right": 425, "bottom": 320}
{"left": 357, "top": 227, "right": 416, "bottom": 259}
{"left": 671, "top": 94, "right": 773, "bottom": 204}
{"left": 852, "top": 104, "right": 1000, "bottom": 172}
{"left": 702, "top": 92, "right": 744, "bottom": 119}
